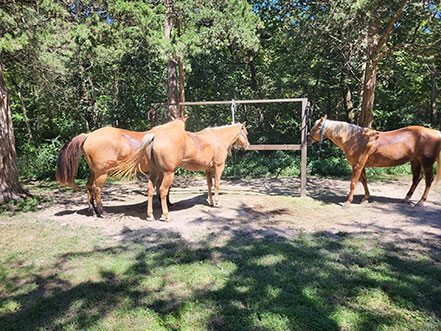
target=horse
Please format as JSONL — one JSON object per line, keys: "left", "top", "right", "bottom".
{"left": 307, "top": 115, "right": 441, "bottom": 206}
{"left": 110, "top": 122, "right": 250, "bottom": 221}
{"left": 55, "top": 119, "right": 185, "bottom": 217}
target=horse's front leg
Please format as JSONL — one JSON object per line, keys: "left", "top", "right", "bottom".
{"left": 205, "top": 169, "right": 214, "bottom": 206}
{"left": 359, "top": 168, "right": 370, "bottom": 204}
{"left": 345, "top": 164, "right": 364, "bottom": 207}
{"left": 213, "top": 164, "right": 225, "bottom": 207}
{"left": 158, "top": 171, "right": 175, "bottom": 221}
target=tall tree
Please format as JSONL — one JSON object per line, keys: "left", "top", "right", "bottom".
{"left": 0, "top": 59, "right": 28, "bottom": 202}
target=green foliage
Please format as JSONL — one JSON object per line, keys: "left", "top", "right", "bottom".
{"left": 224, "top": 151, "right": 301, "bottom": 178}
{"left": 2, "top": 0, "right": 441, "bottom": 181}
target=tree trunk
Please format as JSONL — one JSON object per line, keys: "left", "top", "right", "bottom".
{"left": 164, "top": 0, "right": 179, "bottom": 119}
{"left": 359, "top": 59, "right": 378, "bottom": 128}
{"left": 431, "top": 64, "right": 437, "bottom": 126}
{"left": 0, "top": 59, "right": 28, "bottom": 203}
{"left": 177, "top": 20, "right": 186, "bottom": 119}
{"left": 178, "top": 58, "right": 185, "bottom": 118}
{"left": 341, "top": 66, "right": 354, "bottom": 123}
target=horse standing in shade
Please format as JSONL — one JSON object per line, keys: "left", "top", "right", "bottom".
{"left": 56, "top": 119, "right": 185, "bottom": 216}
{"left": 111, "top": 123, "right": 250, "bottom": 221}
{"left": 307, "top": 116, "right": 441, "bottom": 206}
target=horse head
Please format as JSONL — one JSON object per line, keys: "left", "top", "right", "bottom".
{"left": 306, "top": 115, "right": 327, "bottom": 145}
{"left": 234, "top": 122, "right": 250, "bottom": 150}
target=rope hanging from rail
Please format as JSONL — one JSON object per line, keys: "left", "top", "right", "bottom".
{"left": 231, "top": 99, "right": 236, "bottom": 123}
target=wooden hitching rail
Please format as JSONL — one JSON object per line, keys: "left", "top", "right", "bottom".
{"left": 166, "top": 98, "right": 308, "bottom": 197}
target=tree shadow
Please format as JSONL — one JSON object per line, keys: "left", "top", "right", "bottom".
{"left": 1, "top": 228, "right": 440, "bottom": 330}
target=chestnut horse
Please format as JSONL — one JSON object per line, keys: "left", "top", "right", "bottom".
{"left": 111, "top": 123, "right": 250, "bottom": 221}
{"left": 307, "top": 116, "right": 441, "bottom": 206}
{"left": 56, "top": 119, "right": 185, "bottom": 216}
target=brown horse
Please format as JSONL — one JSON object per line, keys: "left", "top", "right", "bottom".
{"left": 111, "top": 123, "right": 250, "bottom": 221}
{"left": 56, "top": 119, "right": 185, "bottom": 216}
{"left": 307, "top": 115, "right": 441, "bottom": 206}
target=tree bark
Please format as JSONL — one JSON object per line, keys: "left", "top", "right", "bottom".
{"left": 359, "top": 58, "right": 378, "bottom": 128}
{"left": 178, "top": 58, "right": 185, "bottom": 118}
{"left": 0, "top": 59, "right": 28, "bottom": 203}
{"left": 341, "top": 66, "right": 354, "bottom": 123}
{"left": 431, "top": 64, "right": 437, "bottom": 126}
{"left": 164, "top": 0, "right": 179, "bottom": 119}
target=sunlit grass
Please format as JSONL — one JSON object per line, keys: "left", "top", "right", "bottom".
{"left": 1, "top": 217, "right": 440, "bottom": 330}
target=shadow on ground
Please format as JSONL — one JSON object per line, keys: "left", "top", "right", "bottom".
{"left": 1, "top": 227, "right": 440, "bottom": 330}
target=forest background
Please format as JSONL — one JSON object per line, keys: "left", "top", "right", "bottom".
{"left": 1, "top": 0, "right": 440, "bottom": 199}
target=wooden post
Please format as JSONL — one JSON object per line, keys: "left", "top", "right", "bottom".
{"left": 301, "top": 99, "right": 307, "bottom": 197}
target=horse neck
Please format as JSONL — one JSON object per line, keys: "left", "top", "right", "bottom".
{"left": 214, "top": 125, "right": 240, "bottom": 148}
{"left": 324, "top": 120, "right": 359, "bottom": 150}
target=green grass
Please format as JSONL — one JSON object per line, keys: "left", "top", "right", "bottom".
{"left": 1, "top": 217, "right": 440, "bottom": 330}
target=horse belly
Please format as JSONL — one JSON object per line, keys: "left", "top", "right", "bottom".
{"left": 365, "top": 149, "right": 411, "bottom": 168}
{"left": 180, "top": 159, "right": 209, "bottom": 172}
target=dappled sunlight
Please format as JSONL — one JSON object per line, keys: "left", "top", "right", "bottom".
{"left": 1, "top": 225, "right": 441, "bottom": 329}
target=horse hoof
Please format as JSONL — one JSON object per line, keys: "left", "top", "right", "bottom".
{"left": 159, "top": 215, "right": 169, "bottom": 222}
{"left": 402, "top": 198, "right": 412, "bottom": 204}
{"left": 341, "top": 204, "right": 350, "bottom": 209}
{"left": 146, "top": 215, "right": 155, "bottom": 222}
{"left": 86, "top": 208, "right": 97, "bottom": 217}
{"left": 213, "top": 203, "right": 221, "bottom": 208}
{"left": 100, "top": 210, "right": 109, "bottom": 218}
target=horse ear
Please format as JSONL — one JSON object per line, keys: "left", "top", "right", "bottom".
{"left": 242, "top": 122, "right": 247, "bottom": 128}
{"left": 323, "top": 115, "right": 328, "bottom": 121}
{"left": 183, "top": 117, "right": 188, "bottom": 124}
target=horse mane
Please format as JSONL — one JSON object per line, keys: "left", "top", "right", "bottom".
{"left": 326, "top": 120, "right": 374, "bottom": 137}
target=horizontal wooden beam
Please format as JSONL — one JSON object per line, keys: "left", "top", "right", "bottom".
{"left": 246, "top": 144, "right": 301, "bottom": 151}
{"left": 154, "top": 98, "right": 307, "bottom": 107}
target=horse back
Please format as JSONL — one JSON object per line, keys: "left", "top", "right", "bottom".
{"left": 365, "top": 126, "right": 441, "bottom": 167}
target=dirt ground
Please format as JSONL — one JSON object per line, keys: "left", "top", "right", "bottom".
{"left": 31, "top": 176, "right": 441, "bottom": 254}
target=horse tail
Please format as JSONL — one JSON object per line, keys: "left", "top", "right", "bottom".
{"left": 109, "top": 133, "right": 155, "bottom": 180}
{"left": 56, "top": 134, "right": 88, "bottom": 191}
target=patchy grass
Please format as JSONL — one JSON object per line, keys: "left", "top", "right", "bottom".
{"left": 1, "top": 216, "right": 440, "bottom": 330}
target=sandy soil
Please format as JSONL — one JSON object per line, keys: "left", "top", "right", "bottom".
{"left": 31, "top": 176, "right": 441, "bottom": 254}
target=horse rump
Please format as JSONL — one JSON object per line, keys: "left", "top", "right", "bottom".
{"left": 108, "top": 133, "right": 155, "bottom": 180}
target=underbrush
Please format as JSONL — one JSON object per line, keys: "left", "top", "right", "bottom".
{"left": 17, "top": 138, "right": 412, "bottom": 181}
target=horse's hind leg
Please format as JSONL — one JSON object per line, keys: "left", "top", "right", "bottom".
{"left": 359, "top": 168, "right": 371, "bottom": 204}
{"left": 404, "top": 160, "right": 422, "bottom": 203}
{"left": 94, "top": 173, "right": 108, "bottom": 217}
{"left": 416, "top": 163, "right": 434, "bottom": 206}
{"left": 159, "top": 171, "right": 175, "bottom": 221}
{"left": 156, "top": 175, "right": 173, "bottom": 207}
{"left": 86, "top": 173, "right": 97, "bottom": 216}
{"left": 205, "top": 169, "right": 214, "bottom": 206}
{"left": 147, "top": 174, "right": 159, "bottom": 221}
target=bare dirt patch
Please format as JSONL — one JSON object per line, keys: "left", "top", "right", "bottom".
{"left": 28, "top": 176, "right": 441, "bottom": 254}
